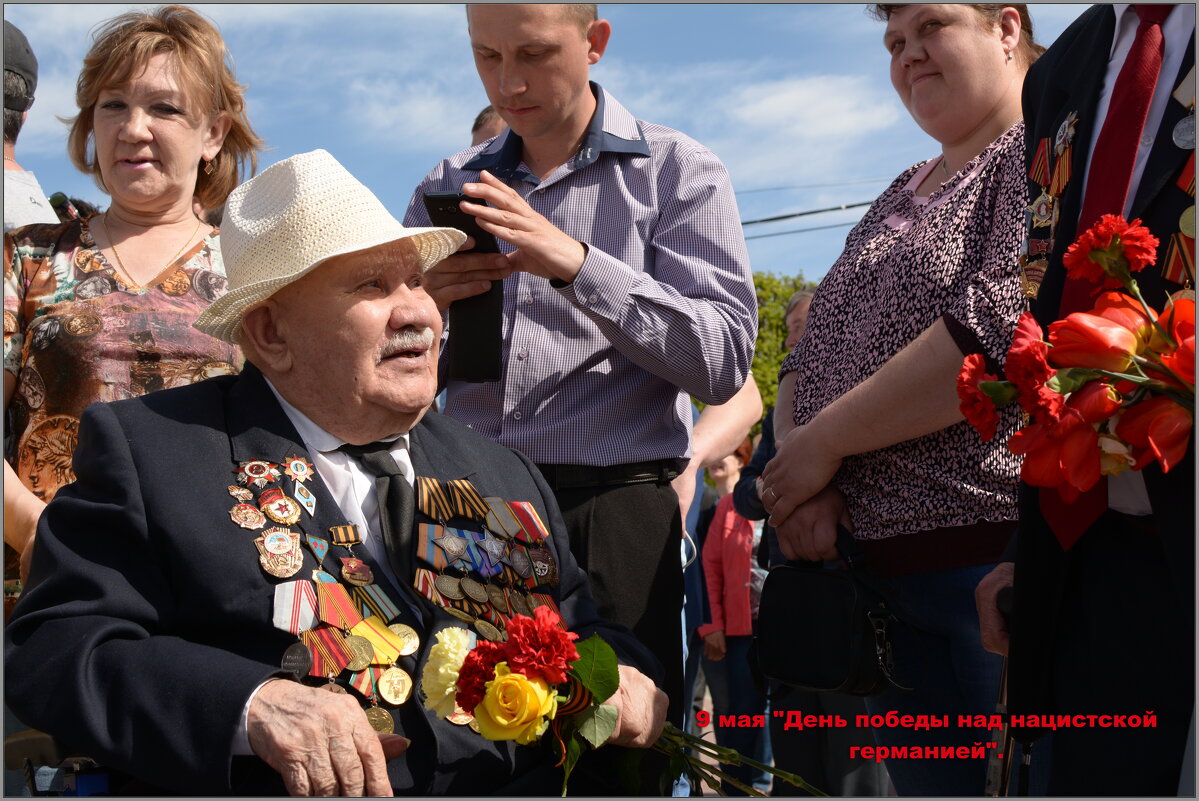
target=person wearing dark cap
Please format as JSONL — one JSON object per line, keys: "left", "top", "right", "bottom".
{"left": 3, "top": 19, "right": 57, "bottom": 231}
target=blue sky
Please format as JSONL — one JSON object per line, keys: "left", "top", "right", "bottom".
{"left": 5, "top": 3, "right": 1083, "bottom": 284}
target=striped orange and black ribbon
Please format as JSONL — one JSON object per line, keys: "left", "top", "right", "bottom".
{"left": 416, "top": 477, "right": 454, "bottom": 522}
{"left": 447, "top": 478, "right": 490, "bottom": 521}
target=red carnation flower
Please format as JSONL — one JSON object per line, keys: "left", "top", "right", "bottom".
{"left": 456, "top": 638, "right": 506, "bottom": 713}
{"left": 504, "top": 606, "right": 579, "bottom": 686}
{"left": 957, "top": 354, "right": 1001, "bottom": 442}
{"left": 1005, "top": 312, "right": 1063, "bottom": 423}
{"left": 1062, "top": 215, "right": 1159, "bottom": 292}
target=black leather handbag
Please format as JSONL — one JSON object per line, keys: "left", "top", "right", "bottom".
{"left": 754, "top": 526, "right": 909, "bottom": 697}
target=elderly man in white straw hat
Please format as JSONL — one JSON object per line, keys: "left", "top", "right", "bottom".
{"left": 5, "top": 149, "right": 666, "bottom": 796}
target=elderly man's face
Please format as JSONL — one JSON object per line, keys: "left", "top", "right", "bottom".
{"left": 270, "top": 240, "right": 441, "bottom": 429}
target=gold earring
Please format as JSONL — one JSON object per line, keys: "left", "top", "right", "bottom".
{"left": 203, "top": 159, "right": 215, "bottom": 176}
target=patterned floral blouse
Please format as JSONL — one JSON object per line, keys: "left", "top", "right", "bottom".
{"left": 780, "top": 123, "right": 1026, "bottom": 541}
{"left": 4, "top": 217, "right": 241, "bottom": 569}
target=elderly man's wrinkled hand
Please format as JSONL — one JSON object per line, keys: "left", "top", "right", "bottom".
{"left": 976, "top": 561, "right": 1015, "bottom": 656}
{"left": 423, "top": 247, "right": 512, "bottom": 311}
{"left": 248, "top": 678, "right": 408, "bottom": 796}
{"left": 604, "top": 664, "right": 667, "bottom": 748}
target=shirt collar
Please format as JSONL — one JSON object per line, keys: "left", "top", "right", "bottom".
{"left": 462, "top": 81, "right": 650, "bottom": 185}
{"left": 262, "top": 375, "right": 409, "bottom": 455}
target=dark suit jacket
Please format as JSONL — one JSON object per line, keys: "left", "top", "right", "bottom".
{"left": 1009, "top": 3, "right": 1196, "bottom": 735}
{"left": 4, "top": 365, "right": 660, "bottom": 795}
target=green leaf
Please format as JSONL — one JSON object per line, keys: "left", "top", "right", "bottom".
{"left": 979, "top": 380, "right": 1018, "bottom": 407}
{"left": 1047, "top": 367, "right": 1098, "bottom": 396}
{"left": 576, "top": 703, "right": 619, "bottom": 749}
{"left": 568, "top": 634, "right": 620, "bottom": 702}
{"left": 559, "top": 733, "right": 583, "bottom": 797}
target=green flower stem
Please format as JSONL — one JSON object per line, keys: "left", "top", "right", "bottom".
{"left": 1125, "top": 278, "right": 1177, "bottom": 351}
{"left": 1130, "top": 353, "right": 1195, "bottom": 394}
{"left": 659, "top": 723, "right": 828, "bottom": 797}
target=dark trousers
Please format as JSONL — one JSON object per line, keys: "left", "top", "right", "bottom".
{"left": 1043, "top": 511, "right": 1193, "bottom": 795}
{"left": 554, "top": 480, "right": 685, "bottom": 722}
{"left": 554, "top": 480, "right": 683, "bottom": 796}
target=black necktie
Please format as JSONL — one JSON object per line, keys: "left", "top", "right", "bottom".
{"left": 339, "top": 441, "right": 416, "bottom": 584}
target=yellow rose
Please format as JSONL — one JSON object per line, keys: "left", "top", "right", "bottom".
{"left": 421, "top": 627, "right": 473, "bottom": 719}
{"left": 473, "top": 662, "right": 558, "bottom": 745}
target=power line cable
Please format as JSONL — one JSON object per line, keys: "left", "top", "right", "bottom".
{"left": 741, "top": 200, "right": 872, "bottom": 226}
{"left": 744, "top": 220, "right": 859, "bottom": 240}
{"left": 735, "top": 176, "right": 892, "bottom": 194}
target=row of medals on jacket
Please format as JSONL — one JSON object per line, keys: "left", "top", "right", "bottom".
{"left": 1022, "top": 72, "right": 1196, "bottom": 299}
{"left": 227, "top": 455, "right": 554, "bottom": 733}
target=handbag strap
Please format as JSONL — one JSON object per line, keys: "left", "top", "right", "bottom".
{"left": 834, "top": 525, "right": 896, "bottom": 606}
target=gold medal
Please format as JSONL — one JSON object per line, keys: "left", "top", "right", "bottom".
{"left": 263, "top": 529, "right": 296, "bottom": 555}
{"left": 365, "top": 706, "right": 394, "bottom": 734}
{"left": 344, "top": 635, "right": 375, "bottom": 672}
{"left": 468, "top": 717, "right": 480, "bottom": 734}
{"left": 254, "top": 531, "right": 303, "bottom": 579}
{"left": 486, "top": 584, "right": 510, "bottom": 615}
{"left": 475, "top": 619, "right": 504, "bottom": 642}
{"left": 458, "top": 576, "right": 488, "bottom": 605}
{"left": 387, "top": 623, "right": 421, "bottom": 657}
{"left": 340, "top": 557, "right": 374, "bottom": 587}
{"left": 227, "top": 485, "right": 254, "bottom": 502}
{"left": 446, "top": 705, "right": 474, "bottom": 726}
{"left": 378, "top": 666, "right": 413, "bottom": 706}
{"left": 1181, "top": 205, "right": 1196, "bottom": 239}
{"left": 262, "top": 494, "right": 302, "bottom": 526}
{"left": 230, "top": 503, "right": 266, "bottom": 530}
{"left": 443, "top": 606, "right": 476, "bottom": 624}
{"left": 434, "top": 573, "right": 465, "bottom": 600}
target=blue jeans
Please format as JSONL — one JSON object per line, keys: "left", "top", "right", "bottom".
{"left": 861, "top": 563, "right": 1003, "bottom": 796}
{"left": 702, "top": 635, "right": 772, "bottom": 794}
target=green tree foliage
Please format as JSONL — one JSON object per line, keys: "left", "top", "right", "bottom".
{"left": 750, "top": 270, "right": 817, "bottom": 418}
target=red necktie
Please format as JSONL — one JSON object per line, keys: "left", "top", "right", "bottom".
{"left": 1043, "top": 4, "right": 1174, "bottom": 550}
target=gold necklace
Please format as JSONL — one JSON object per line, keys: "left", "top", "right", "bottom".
{"left": 102, "top": 213, "right": 202, "bottom": 291}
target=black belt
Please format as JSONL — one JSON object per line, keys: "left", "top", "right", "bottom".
{"left": 535, "top": 459, "right": 687, "bottom": 491}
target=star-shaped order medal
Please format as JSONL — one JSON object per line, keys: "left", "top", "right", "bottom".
{"left": 236, "top": 460, "right": 280, "bottom": 488}
{"left": 283, "top": 455, "right": 316, "bottom": 484}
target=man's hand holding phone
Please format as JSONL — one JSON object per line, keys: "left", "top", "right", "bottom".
{"left": 456, "top": 170, "right": 587, "bottom": 283}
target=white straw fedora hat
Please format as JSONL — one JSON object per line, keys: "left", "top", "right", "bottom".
{"left": 194, "top": 149, "right": 466, "bottom": 344}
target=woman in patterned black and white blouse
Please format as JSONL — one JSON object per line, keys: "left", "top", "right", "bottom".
{"left": 759, "top": 4, "right": 1044, "bottom": 795}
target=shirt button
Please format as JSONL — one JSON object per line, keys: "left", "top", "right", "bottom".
{"left": 1141, "top": 134, "right": 1154, "bottom": 148}
{"left": 513, "top": 411, "right": 523, "bottom": 420}
{"left": 588, "top": 294, "right": 599, "bottom": 304}
{"left": 517, "top": 347, "right": 529, "bottom": 360}
{"left": 523, "top": 295, "right": 534, "bottom": 305}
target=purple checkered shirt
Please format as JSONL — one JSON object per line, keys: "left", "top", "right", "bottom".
{"left": 405, "top": 84, "right": 756, "bottom": 467}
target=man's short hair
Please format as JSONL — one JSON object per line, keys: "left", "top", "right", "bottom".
{"left": 467, "top": 4, "right": 597, "bottom": 33}
{"left": 471, "top": 105, "right": 501, "bottom": 136}
{"left": 3, "top": 70, "right": 30, "bottom": 145}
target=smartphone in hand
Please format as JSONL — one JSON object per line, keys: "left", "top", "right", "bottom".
{"left": 422, "top": 191, "right": 503, "bottom": 382}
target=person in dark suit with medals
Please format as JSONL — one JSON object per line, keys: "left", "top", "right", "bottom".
{"left": 4, "top": 149, "right": 666, "bottom": 796}
{"left": 976, "top": 5, "right": 1195, "bottom": 794}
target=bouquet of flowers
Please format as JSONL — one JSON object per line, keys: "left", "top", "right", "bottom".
{"left": 958, "top": 215, "right": 1193, "bottom": 499}
{"left": 421, "top": 605, "right": 821, "bottom": 796}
